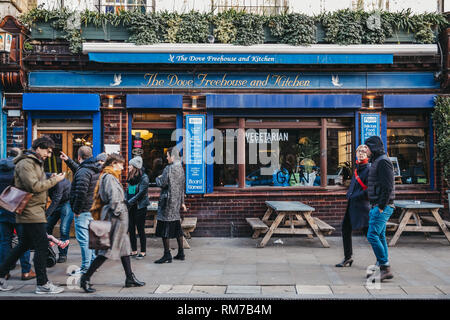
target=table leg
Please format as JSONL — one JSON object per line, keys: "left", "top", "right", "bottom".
{"left": 296, "top": 214, "right": 312, "bottom": 239}
{"left": 258, "top": 212, "right": 285, "bottom": 248}
{"left": 261, "top": 208, "right": 273, "bottom": 224}
{"left": 182, "top": 236, "right": 190, "bottom": 249}
{"left": 303, "top": 212, "right": 330, "bottom": 248}
{"left": 413, "top": 212, "right": 429, "bottom": 239}
{"left": 389, "top": 209, "right": 414, "bottom": 246}
{"left": 430, "top": 208, "right": 450, "bottom": 244}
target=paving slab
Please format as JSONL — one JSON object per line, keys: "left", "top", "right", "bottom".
{"left": 400, "top": 286, "right": 445, "bottom": 296}
{"left": 296, "top": 285, "right": 333, "bottom": 295}
{"left": 331, "top": 285, "right": 370, "bottom": 295}
{"left": 261, "top": 285, "right": 296, "bottom": 295}
{"left": 120, "top": 285, "right": 159, "bottom": 294}
{"left": 367, "top": 285, "right": 407, "bottom": 296}
{"left": 191, "top": 286, "right": 227, "bottom": 295}
{"left": 436, "top": 285, "right": 450, "bottom": 295}
{"left": 154, "top": 285, "right": 193, "bottom": 294}
{"left": 226, "top": 285, "right": 261, "bottom": 294}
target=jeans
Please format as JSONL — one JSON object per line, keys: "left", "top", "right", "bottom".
{"left": 128, "top": 206, "right": 147, "bottom": 253}
{"left": 0, "top": 222, "right": 31, "bottom": 273}
{"left": 46, "top": 201, "right": 74, "bottom": 257}
{"left": 0, "top": 223, "right": 49, "bottom": 285}
{"left": 367, "top": 205, "right": 394, "bottom": 266}
{"left": 74, "top": 212, "right": 95, "bottom": 271}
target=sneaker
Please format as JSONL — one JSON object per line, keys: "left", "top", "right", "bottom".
{"left": 135, "top": 253, "right": 146, "bottom": 260}
{"left": 35, "top": 281, "right": 64, "bottom": 294}
{"left": 57, "top": 255, "right": 67, "bottom": 263}
{"left": 58, "top": 240, "right": 70, "bottom": 249}
{"left": 68, "top": 268, "right": 86, "bottom": 276}
{"left": 0, "top": 278, "right": 13, "bottom": 292}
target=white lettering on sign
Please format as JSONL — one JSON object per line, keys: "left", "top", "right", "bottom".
{"left": 189, "top": 118, "right": 203, "bottom": 124}
{"left": 245, "top": 131, "right": 289, "bottom": 143}
{"left": 363, "top": 116, "right": 378, "bottom": 123}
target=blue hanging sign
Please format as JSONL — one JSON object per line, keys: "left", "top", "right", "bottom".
{"left": 361, "top": 113, "right": 381, "bottom": 144}
{"left": 185, "top": 114, "right": 206, "bottom": 194}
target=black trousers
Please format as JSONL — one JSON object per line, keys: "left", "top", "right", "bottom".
{"left": 0, "top": 223, "right": 49, "bottom": 285}
{"left": 341, "top": 211, "right": 368, "bottom": 260}
{"left": 128, "top": 206, "right": 147, "bottom": 253}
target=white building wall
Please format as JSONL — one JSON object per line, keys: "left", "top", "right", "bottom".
{"left": 33, "top": 0, "right": 442, "bottom": 13}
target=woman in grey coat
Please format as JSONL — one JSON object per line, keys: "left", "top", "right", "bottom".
{"left": 154, "top": 147, "right": 187, "bottom": 264}
{"left": 80, "top": 154, "right": 145, "bottom": 293}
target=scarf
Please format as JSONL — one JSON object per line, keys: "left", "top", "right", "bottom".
{"left": 356, "top": 158, "right": 369, "bottom": 165}
{"left": 90, "top": 166, "right": 121, "bottom": 220}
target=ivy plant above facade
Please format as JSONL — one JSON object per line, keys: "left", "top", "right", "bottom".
{"left": 19, "top": 7, "right": 449, "bottom": 54}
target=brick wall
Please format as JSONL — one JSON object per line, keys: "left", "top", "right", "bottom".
{"left": 150, "top": 190, "right": 442, "bottom": 237}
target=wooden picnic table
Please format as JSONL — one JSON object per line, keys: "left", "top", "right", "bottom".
{"left": 246, "top": 201, "right": 334, "bottom": 248}
{"left": 388, "top": 200, "right": 450, "bottom": 246}
{"left": 145, "top": 201, "right": 197, "bottom": 249}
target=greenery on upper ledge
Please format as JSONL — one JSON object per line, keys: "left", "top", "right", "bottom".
{"left": 19, "top": 7, "right": 449, "bottom": 53}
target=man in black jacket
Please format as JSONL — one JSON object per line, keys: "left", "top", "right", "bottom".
{"left": 66, "top": 146, "right": 101, "bottom": 275}
{"left": 365, "top": 136, "right": 395, "bottom": 282}
{"left": 45, "top": 173, "right": 72, "bottom": 263}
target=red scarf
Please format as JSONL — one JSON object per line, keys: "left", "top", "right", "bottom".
{"left": 354, "top": 158, "right": 368, "bottom": 190}
{"left": 356, "top": 158, "right": 369, "bottom": 165}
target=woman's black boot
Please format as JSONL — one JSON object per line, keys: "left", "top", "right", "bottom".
{"left": 80, "top": 274, "right": 96, "bottom": 293}
{"left": 125, "top": 273, "right": 146, "bottom": 287}
{"left": 335, "top": 258, "right": 353, "bottom": 267}
{"left": 154, "top": 251, "right": 172, "bottom": 264}
{"left": 174, "top": 249, "right": 185, "bottom": 261}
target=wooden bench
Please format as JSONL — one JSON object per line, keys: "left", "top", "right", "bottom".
{"left": 421, "top": 216, "right": 450, "bottom": 228}
{"left": 246, "top": 218, "right": 269, "bottom": 238}
{"left": 386, "top": 221, "right": 399, "bottom": 232}
{"left": 313, "top": 217, "right": 335, "bottom": 236}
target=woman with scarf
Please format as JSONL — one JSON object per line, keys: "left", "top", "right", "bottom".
{"left": 80, "top": 153, "right": 145, "bottom": 293}
{"left": 154, "top": 147, "right": 187, "bottom": 264}
{"left": 335, "top": 144, "right": 371, "bottom": 268}
{"left": 126, "top": 156, "right": 150, "bottom": 260}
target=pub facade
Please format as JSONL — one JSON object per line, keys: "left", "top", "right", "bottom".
{"left": 2, "top": 14, "right": 450, "bottom": 237}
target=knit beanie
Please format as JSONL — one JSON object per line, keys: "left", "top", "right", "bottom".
{"left": 129, "top": 156, "right": 143, "bottom": 169}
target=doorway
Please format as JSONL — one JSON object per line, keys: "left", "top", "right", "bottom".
{"left": 37, "top": 130, "right": 92, "bottom": 181}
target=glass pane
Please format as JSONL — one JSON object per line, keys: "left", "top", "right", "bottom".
{"left": 245, "top": 129, "right": 320, "bottom": 187}
{"left": 41, "top": 133, "right": 63, "bottom": 174}
{"left": 132, "top": 129, "right": 176, "bottom": 184}
{"left": 246, "top": 118, "right": 320, "bottom": 124}
{"left": 214, "top": 129, "right": 239, "bottom": 187}
{"left": 327, "top": 118, "right": 353, "bottom": 126}
{"left": 387, "top": 128, "right": 429, "bottom": 184}
{"left": 327, "top": 129, "right": 353, "bottom": 186}
{"left": 72, "top": 133, "right": 93, "bottom": 159}
{"left": 388, "top": 114, "right": 426, "bottom": 122}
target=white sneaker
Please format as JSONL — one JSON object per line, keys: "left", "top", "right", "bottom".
{"left": 0, "top": 278, "right": 13, "bottom": 292}
{"left": 35, "top": 281, "right": 64, "bottom": 294}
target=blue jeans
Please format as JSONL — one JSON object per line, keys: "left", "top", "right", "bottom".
{"left": 0, "top": 222, "right": 31, "bottom": 273}
{"left": 74, "top": 212, "right": 96, "bottom": 271}
{"left": 46, "top": 201, "right": 74, "bottom": 257}
{"left": 367, "top": 205, "right": 394, "bottom": 266}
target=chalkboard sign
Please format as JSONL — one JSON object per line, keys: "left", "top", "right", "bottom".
{"left": 361, "top": 113, "right": 380, "bottom": 144}
{"left": 185, "top": 115, "right": 206, "bottom": 194}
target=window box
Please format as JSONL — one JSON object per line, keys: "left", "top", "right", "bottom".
{"left": 81, "top": 23, "right": 129, "bottom": 41}
{"left": 31, "top": 21, "right": 65, "bottom": 40}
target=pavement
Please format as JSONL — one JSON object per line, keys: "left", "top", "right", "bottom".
{"left": 1, "top": 235, "right": 450, "bottom": 300}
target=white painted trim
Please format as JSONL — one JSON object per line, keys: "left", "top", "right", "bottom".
{"left": 82, "top": 43, "right": 438, "bottom": 56}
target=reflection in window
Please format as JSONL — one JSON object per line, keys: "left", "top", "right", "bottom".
{"left": 103, "top": 0, "right": 147, "bottom": 13}
{"left": 214, "top": 129, "right": 239, "bottom": 187}
{"left": 387, "top": 128, "right": 429, "bottom": 184}
{"left": 131, "top": 129, "right": 175, "bottom": 183}
{"left": 327, "top": 129, "right": 352, "bottom": 186}
{"left": 245, "top": 129, "right": 320, "bottom": 187}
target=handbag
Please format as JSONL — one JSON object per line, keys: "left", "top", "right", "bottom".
{"left": 47, "top": 245, "right": 57, "bottom": 268}
{"left": 88, "top": 220, "right": 112, "bottom": 250}
{"left": 0, "top": 186, "right": 33, "bottom": 215}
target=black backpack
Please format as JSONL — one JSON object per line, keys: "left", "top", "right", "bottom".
{"left": 47, "top": 245, "right": 57, "bottom": 268}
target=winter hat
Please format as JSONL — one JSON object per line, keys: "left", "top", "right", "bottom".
{"left": 95, "top": 152, "right": 107, "bottom": 162}
{"left": 129, "top": 156, "right": 143, "bottom": 169}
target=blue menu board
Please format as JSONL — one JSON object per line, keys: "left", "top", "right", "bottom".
{"left": 361, "top": 113, "right": 380, "bottom": 144}
{"left": 185, "top": 114, "right": 206, "bottom": 194}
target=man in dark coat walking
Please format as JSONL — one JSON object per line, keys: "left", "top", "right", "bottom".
{"left": 66, "top": 146, "right": 101, "bottom": 275}
{"left": 336, "top": 144, "right": 370, "bottom": 267}
{"left": 365, "top": 136, "right": 395, "bottom": 282}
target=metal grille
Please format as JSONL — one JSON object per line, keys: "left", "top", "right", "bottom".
{"left": 211, "top": 0, "right": 288, "bottom": 15}
{"left": 97, "top": 0, "right": 155, "bottom": 13}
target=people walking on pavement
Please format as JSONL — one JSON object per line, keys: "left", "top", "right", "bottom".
{"left": 45, "top": 173, "right": 73, "bottom": 263}
{"left": 154, "top": 147, "right": 187, "bottom": 264}
{"left": 65, "top": 146, "right": 101, "bottom": 275}
{"left": 80, "top": 153, "right": 145, "bottom": 293}
{"left": 60, "top": 151, "right": 107, "bottom": 173}
{"left": 0, "top": 148, "right": 36, "bottom": 281}
{"left": 336, "top": 144, "right": 370, "bottom": 268}
{"left": 0, "top": 137, "right": 66, "bottom": 294}
{"left": 126, "top": 156, "right": 150, "bottom": 260}
{"left": 365, "top": 136, "right": 395, "bottom": 282}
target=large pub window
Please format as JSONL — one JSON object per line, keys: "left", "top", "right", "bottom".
{"left": 100, "top": 0, "right": 154, "bottom": 13}
{"left": 387, "top": 114, "right": 430, "bottom": 185}
{"left": 211, "top": 0, "right": 288, "bottom": 15}
{"left": 213, "top": 116, "right": 354, "bottom": 189}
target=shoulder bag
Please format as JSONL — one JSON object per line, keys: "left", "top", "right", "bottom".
{"left": 89, "top": 220, "right": 112, "bottom": 250}
{"left": 0, "top": 186, "right": 33, "bottom": 215}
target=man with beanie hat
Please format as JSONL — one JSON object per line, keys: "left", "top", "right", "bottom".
{"left": 364, "top": 136, "right": 395, "bottom": 282}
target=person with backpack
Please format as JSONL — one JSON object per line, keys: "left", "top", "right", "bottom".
{"left": 0, "top": 148, "right": 35, "bottom": 281}
{"left": 335, "top": 144, "right": 370, "bottom": 268}
{"left": 126, "top": 156, "right": 150, "bottom": 260}
{"left": 0, "top": 137, "right": 65, "bottom": 294}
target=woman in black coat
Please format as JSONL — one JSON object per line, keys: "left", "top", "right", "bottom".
{"left": 336, "top": 144, "right": 370, "bottom": 267}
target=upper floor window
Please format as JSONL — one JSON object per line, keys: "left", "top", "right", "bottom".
{"left": 101, "top": 0, "right": 154, "bottom": 13}
{"left": 211, "top": 0, "right": 288, "bottom": 15}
